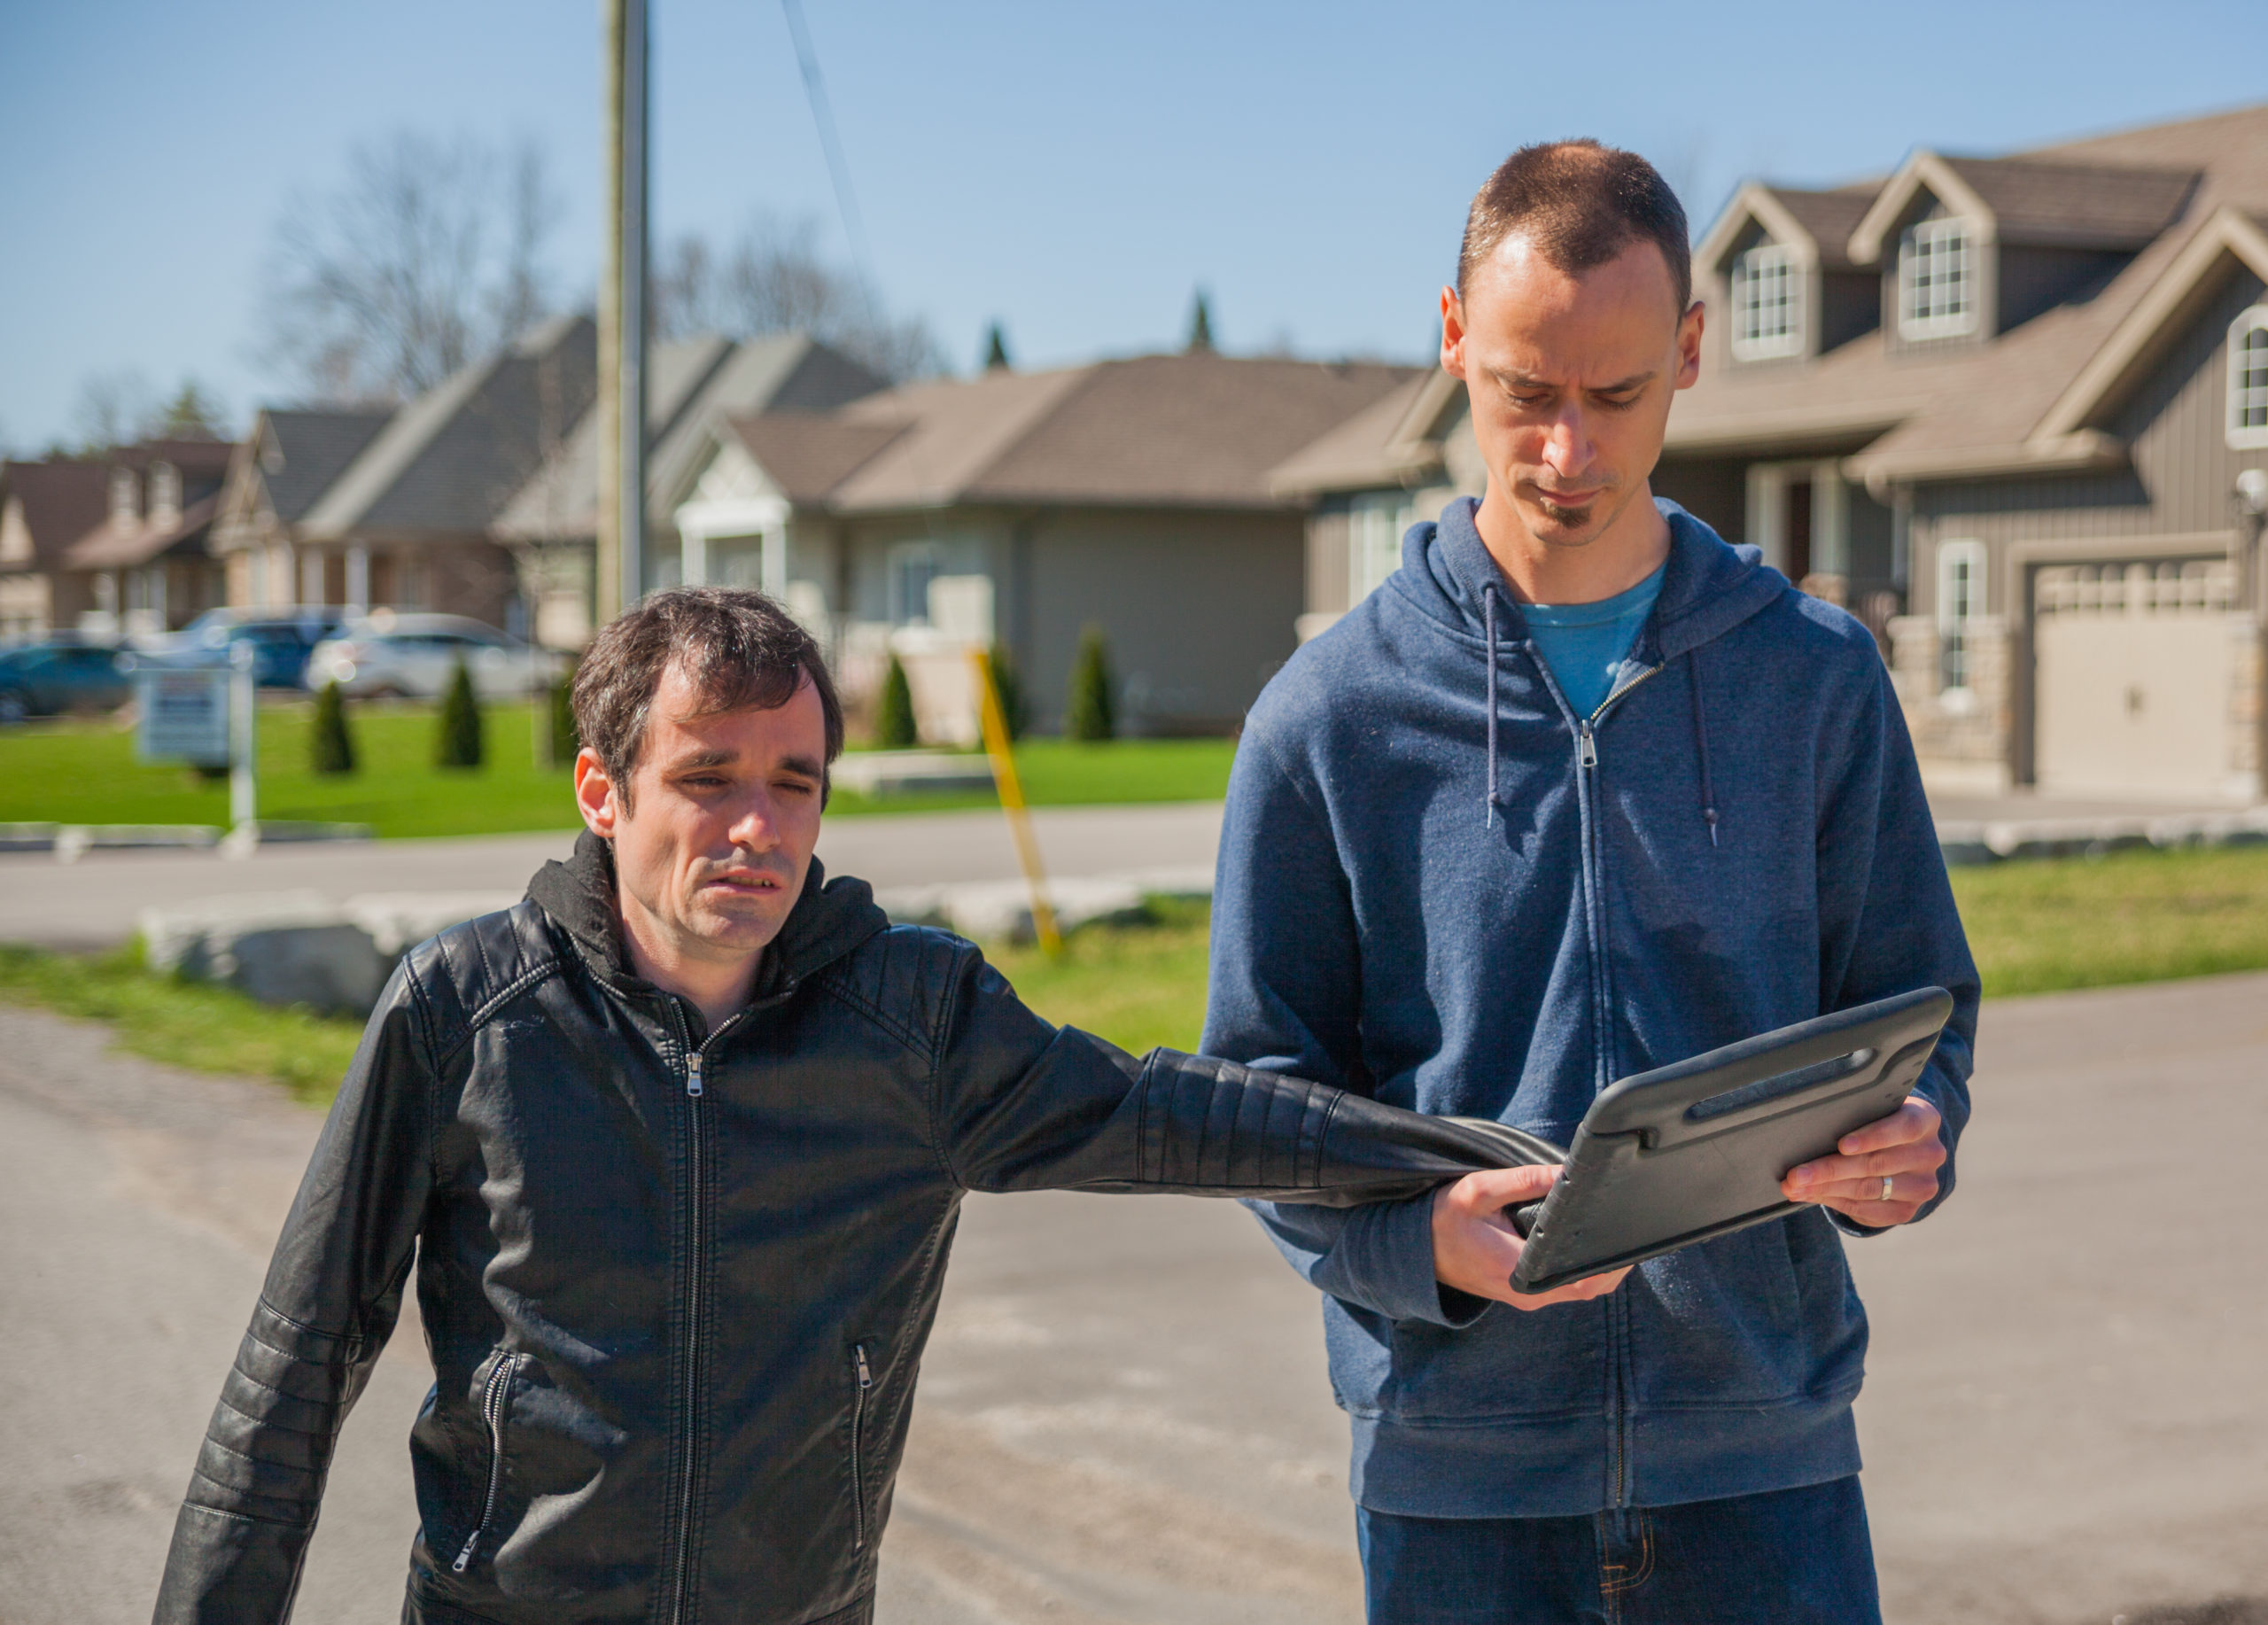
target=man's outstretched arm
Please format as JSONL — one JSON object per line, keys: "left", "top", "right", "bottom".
{"left": 928, "top": 943, "right": 1538, "bottom": 1205}
{"left": 152, "top": 961, "right": 436, "bottom": 1625}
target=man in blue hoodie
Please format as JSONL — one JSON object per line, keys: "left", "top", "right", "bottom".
{"left": 1203, "top": 141, "right": 1979, "bottom": 1622}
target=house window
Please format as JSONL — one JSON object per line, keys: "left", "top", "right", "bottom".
{"left": 1348, "top": 494, "right": 1413, "bottom": 605}
{"left": 1730, "top": 244, "right": 1804, "bottom": 360}
{"left": 889, "top": 544, "right": 941, "bottom": 626}
{"left": 2226, "top": 307, "right": 2268, "bottom": 449}
{"left": 1937, "top": 539, "right": 1985, "bottom": 699}
{"left": 1899, "top": 218, "right": 1976, "bottom": 340}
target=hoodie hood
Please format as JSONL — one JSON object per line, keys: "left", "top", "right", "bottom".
{"left": 1395, "top": 496, "right": 1785, "bottom": 839}
{"left": 527, "top": 828, "right": 889, "bottom": 1008}
{"left": 1396, "top": 495, "right": 1788, "bottom": 664}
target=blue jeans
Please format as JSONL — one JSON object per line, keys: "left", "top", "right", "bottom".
{"left": 1356, "top": 1477, "right": 1882, "bottom": 1625}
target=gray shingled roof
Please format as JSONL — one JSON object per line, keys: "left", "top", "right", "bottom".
{"left": 0, "top": 460, "right": 109, "bottom": 570}
{"left": 737, "top": 352, "right": 1421, "bottom": 515}
{"left": 301, "top": 315, "right": 597, "bottom": 540}
{"left": 1938, "top": 155, "right": 2198, "bottom": 247}
{"left": 724, "top": 415, "right": 907, "bottom": 503}
{"left": 1764, "top": 185, "right": 1880, "bottom": 267}
{"left": 493, "top": 332, "right": 886, "bottom": 541}
{"left": 257, "top": 409, "right": 392, "bottom": 522}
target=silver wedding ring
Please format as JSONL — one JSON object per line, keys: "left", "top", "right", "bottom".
{"left": 1879, "top": 1175, "right": 1895, "bottom": 1202}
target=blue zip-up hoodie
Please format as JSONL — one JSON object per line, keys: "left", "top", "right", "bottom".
{"left": 1202, "top": 496, "right": 1978, "bottom": 1519}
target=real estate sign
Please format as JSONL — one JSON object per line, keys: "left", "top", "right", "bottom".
{"left": 136, "top": 668, "right": 232, "bottom": 768}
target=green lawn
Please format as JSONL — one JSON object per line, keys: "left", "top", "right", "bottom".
{"left": 0, "top": 704, "right": 1235, "bottom": 838}
{"left": 6, "top": 846, "right": 2265, "bottom": 1106}
{"left": 1948, "top": 843, "right": 2268, "bottom": 996}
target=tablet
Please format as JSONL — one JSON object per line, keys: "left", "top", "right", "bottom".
{"left": 1504, "top": 987, "right": 1953, "bottom": 1295}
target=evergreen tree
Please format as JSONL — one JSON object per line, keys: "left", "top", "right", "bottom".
{"left": 1185, "top": 288, "right": 1215, "bottom": 354}
{"left": 874, "top": 651, "right": 919, "bottom": 749}
{"left": 154, "top": 380, "right": 226, "bottom": 439}
{"left": 981, "top": 322, "right": 1012, "bottom": 371}
{"left": 985, "top": 642, "right": 1027, "bottom": 742}
{"left": 309, "top": 679, "right": 356, "bottom": 774}
{"left": 1065, "top": 625, "right": 1115, "bottom": 743}
{"left": 435, "top": 657, "right": 485, "bottom": 769}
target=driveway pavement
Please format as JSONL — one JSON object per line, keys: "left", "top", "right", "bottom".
{"left": 3, "top": 971, "right": 2264, "bottom": 1623}
{"left": 0, "top": 802, "right": 1226, "bottom": 952}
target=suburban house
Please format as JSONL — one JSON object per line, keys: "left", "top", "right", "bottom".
{"left": 212, "top": 322, "right": 881, "bottom": 645}
{"left": 493, "top": 331, "right": 883, "bottom": 646}
{"left": 1, "top": 459, "right": 107, "bottom": 641}
{"left": 212, "top": 315, "right": 600, "bottom": 631}
{"left": 1276, "top": 102, "right": 2268, "bottom": 803}
{"left": 668, "top": 350, "right": 1420, "bottom": 735}
{"left": 0, "top": 439, "right": 234, "bottom": 641}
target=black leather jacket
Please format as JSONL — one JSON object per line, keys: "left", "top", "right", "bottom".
{"left": 154, "top": 833, "right": 1542, "bottom": 1625}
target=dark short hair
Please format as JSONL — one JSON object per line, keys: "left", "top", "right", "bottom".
{"left": 572, "top": 587, "right": 845, "bottom": 804}
{"left": 1457, "top": 139, "right": 1691, "bottom": 315}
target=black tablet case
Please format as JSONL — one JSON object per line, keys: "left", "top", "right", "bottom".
{"left": 1501, "top": 987, "right": 1953, "bottom": 1295}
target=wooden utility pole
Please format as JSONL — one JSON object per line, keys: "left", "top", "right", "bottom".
{"left": 596, "top": 0, "right": 649, "bottom": 626}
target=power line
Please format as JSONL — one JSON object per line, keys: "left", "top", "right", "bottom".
{"left": 777, "top": 0, "right": 882, "bottom": 330}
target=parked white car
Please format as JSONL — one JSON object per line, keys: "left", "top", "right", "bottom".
{"left": 306, "top": 614, "right": 569, "bottom": 701}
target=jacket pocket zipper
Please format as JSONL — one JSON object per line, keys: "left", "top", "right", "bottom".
{"left": 452, "top": 1353, "right": 525, "bottom": 1574}
{"left": 850, "top": 1342, "right": 874, "bottom": 1549}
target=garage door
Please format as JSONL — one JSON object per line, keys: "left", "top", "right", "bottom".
{"left": 2034, "top": 559, "right": 2237, "bottom": 798}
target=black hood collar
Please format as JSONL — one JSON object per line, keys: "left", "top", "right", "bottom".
{"left": 526, "top": 828, "right": 890, "bottom": 1007}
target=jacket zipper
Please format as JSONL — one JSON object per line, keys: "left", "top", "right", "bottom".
{"left": 1576, "top": 662, "right": 1659, "bottom": 1512}
{"left": 451, "top": 1352, "right": 525, "bottom": 1573}
{"left": 666, "top": 1005, "right": 745, "bottom": 1625}
{"left": 850, "top": 1342, "right": 874, "bottom": 1549}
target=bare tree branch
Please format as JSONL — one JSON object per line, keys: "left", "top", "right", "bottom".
{"left": 653, "top": 214, "right": 947, "bottom": 382}
{"left": 263, "top": 130, "right": 563, "bottom": 406}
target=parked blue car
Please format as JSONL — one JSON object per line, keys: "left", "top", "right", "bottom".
{"left": 141, "top": 610, "right": 348, "bottom": 689}
{"left": 0, "top": 637, "right": 133, "bottom": 723}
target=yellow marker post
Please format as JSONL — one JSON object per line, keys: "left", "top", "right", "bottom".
{"left": 968, "top": 647, "right": 1062, "bottom": 957}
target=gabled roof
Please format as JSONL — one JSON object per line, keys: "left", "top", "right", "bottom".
{"left": 1847, "top": 150, "right": 2197, "bottom": 260}
{"left": 1693, "top": 181, "right": 1882, "bottom": 272}
{"left": 1668, "top": 100, "right": 2268, "bottom": 486}
{"left": 252, "top": 408, "right": 393, "bottom": 522}
{"left": 493, "top": 332, "right": 886, "bottom": 541}
{"left": 301, "top": 314, "right": 597, "bottom": 540}
{"left": 724, "top": 415, "right": 907, "bottom": 503}
{"left": 61, "top": 494, "right": 221, "bottom": 570}
{"left": 0, "top": 460, "right": 108, "bottom": 570}
{"left": 740, "top": 352, "right": 1422, "bottom": 514}
{"left": 1269, "top": 370, "right": 1455, "bottom": 496}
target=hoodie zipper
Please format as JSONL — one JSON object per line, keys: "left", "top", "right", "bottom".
{"left": 1574, "top": 662, "right": 1660, "bottom": 1512}
{"left": 451, "top": 1352, "right": 526, "bottom": 1573}
{"left": 849, "top": 1342, "right": 875, "bottom": 1549}
{"left": 665, "top": 1004, "right": 747, "bottom": 1625}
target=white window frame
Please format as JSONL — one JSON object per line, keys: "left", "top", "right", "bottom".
{"left": 1347, "top": 493, "right": 1414, "bottom": 606}
{"left": 1730, "top": 243, "right": 1805, "bottom": 361}
{"left": 1899, "top": 217, "right": 1977, "bottom": 340}
{"left": 1936, "top": 538, "right": 1985, "bottom": 702}
{"left": 888, "top": 541, "right": 942, "bottom": 627}
{"left": 2226, "top": 307, "right": 2268, "bottom": 450}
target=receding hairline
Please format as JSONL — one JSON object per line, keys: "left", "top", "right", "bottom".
{"left": 1458, "top": 227, "right": 1691, "bottom": 322}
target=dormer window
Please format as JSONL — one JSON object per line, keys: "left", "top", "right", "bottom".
{"left": 109, "top": 467, "right": 139, "bottom": 526}
{"left": 1898, "top": 217, "right": 1976, "bottom": 339}
{"left": 150, "top": 461, "right": 182, "bottom": 525}
{"left": 2227, "top": 307, "right": 2268, "bottom": 450}
{"left": 1730, "top": 244, "right": 1804, "bottom": 361}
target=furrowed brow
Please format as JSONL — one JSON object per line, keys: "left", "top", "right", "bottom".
{"left": 778, "top": 753, "right": 826, "bottom": 782}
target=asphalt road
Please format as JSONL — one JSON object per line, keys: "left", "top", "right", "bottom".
{"left": 0, "top": 801, "right": 1226, "bottom": 951}
{"left": 3, "top": 973, "right": 2264, "bottom": 1624}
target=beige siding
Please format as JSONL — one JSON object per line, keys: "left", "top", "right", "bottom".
{"left": 1304, "top": 507, "right": 1353, "bottom": 619}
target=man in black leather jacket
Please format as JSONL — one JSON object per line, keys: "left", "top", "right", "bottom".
{"left": 153, "top": 588, "right": 1539, "bottom": 1625}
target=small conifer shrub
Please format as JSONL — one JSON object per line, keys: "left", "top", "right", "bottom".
{"left": 309, "top": 679, "right": 356, "bottom": 775}
{"left": 435, "top": 657, "right": 485, "bottom": 770}
{"left": 874, "top": 651, "right": 919, "bottom": 750}
{"left": 1065, "top": 625, "right": 1115, "bottom": 743}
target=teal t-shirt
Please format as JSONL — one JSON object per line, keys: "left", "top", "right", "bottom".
{"left": 1521, "top": 564, "right": 1666, "bottom": 719}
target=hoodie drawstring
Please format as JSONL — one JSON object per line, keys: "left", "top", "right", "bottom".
{"left": 1482, "top": 584, "right": 1502, "bottom": 828}
{"left": 1689, "top": 646, "right": 1720, "bottom": 848}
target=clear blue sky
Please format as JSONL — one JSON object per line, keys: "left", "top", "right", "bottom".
{"left": 3, "top": 0, "right": 2259, "bottom": 450}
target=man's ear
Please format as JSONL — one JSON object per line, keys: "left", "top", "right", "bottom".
{"left": 573, "top": 747, "right": 620, "bottom": 838}
{"left": 1440, "top": 285, "right": 1468, "bottom": 380}
{"left": 1674, "top": 299, "right": 1705, "bottom": 390}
